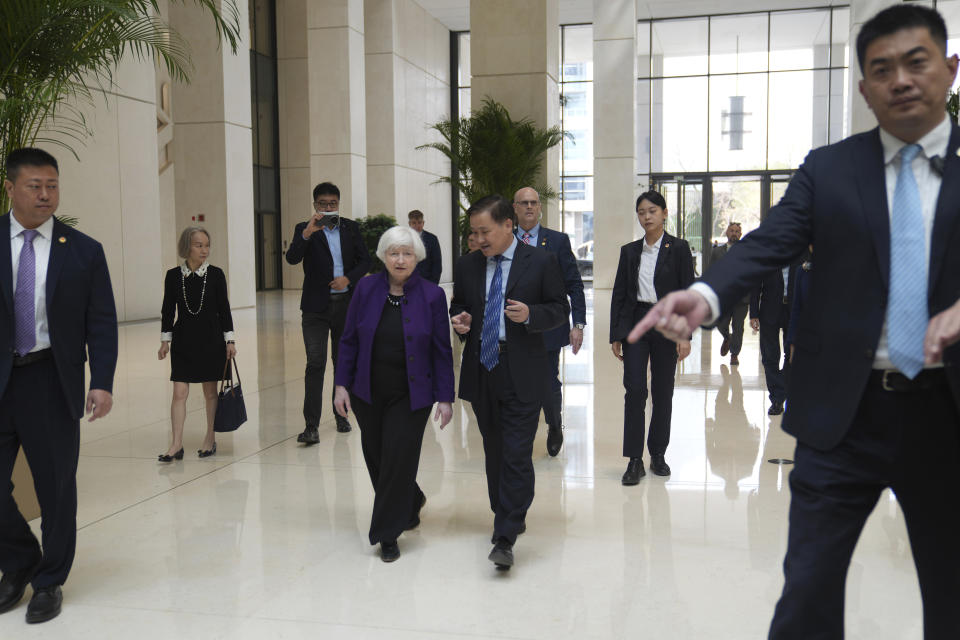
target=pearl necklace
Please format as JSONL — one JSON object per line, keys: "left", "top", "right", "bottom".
{"left": 386, "top": 293, "right": 404, "bottom": 307}
{"left": 181, "top": 268, "right": 208, "bottom": 315}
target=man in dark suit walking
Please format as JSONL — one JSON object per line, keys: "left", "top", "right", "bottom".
{"left": 0, "top": 148, "right": 118, "bottom": 624}
{"left": 749, "top": 261, "right": 802, "bottom": 416}
{"left": 450, "top": 195, "right": 568, "bottom": 570}
{"left": 408, "top": 210, "right": 442, "bottom": 284}
{"left": 513, "top": 187, "right": 586, "bottom": 456}
{"left": 286, "top": 182, "right": 371, "bottom": 441}
{"left": 710, "top": 223, "right": 748, "bottom": 366}
{"left": 630, "top": 6, "right": 960, "bottom": 637}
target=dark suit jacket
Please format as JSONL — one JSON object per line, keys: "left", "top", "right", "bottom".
{"left": 285, "top": 217, "right": 371, "bottom": 312}
{"left": 335, "top": 271, "right": 455, "bottom": 410}
{"left": 0, "top": 215, "right": 118, "bottom": 419}
{"left": 519, "top": 227, "right": 587, "bottom": 351}
{"left": 415, "top": 229, "right": 442, "bottom": 284}
{"left": 749, "top": 261, "right": 802, "bottom": 326}
{"left": 610, "top": 232, "right": 694, "bottom": 343}
{"left": 701, "top": 125, "right": 960, "bottom": 451}
{"left": 450, "top": 242, "right": 569, "bottom": 404}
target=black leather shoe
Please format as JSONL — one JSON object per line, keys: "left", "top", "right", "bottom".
{"left": 491, "top": 522, "right": 525, "bottom": 544}
{"left": 158, "top": 448, "right": 184, "bottom": 462}
{"left": 720, "top": 336, "right": 730, "bottom": 356}
{"left": 25, "top": 585, "right": 61, "bottom": 624}
{"left": 768, "top": 399, "right": 785, "bottom": 416}
{"left": 380, "top": 541, "right": 400, "bottom": 563}
{"left": 546, "top": 425, "right": 563, "bottom": 457}
{"left": 406, "top": 493, "right": 427, "bottom": 530}
{"left": 730, "top": 354, "right": 739, "bottom": 366}
{"left": 297, "top": 426, "right": 320, "bottom": 445}
{"left": 488, "top": 539, "right": 514, "bottom": 570}
{"left": 198, "top": 442, "right": 217, "bottom": 458}
{"left": 621, "top": 458, "right": 645, "bottom": 485}
{"left": 0, "top": 559, "right": 40, "bottom": 614}
{"left": 335, "top": 416, "right": 352, "bottom": 433}
{"left": 650, "top": 454, "right": 671, "bottom": 476}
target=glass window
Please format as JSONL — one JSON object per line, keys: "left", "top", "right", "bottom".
{"left": 652, "top": 76, "right": 708, "bottom": 172}
{"left": 769, "top": 9, "right": 831, "bottom": 71}
{"left": 710, "top": 13, "right": 768, "bottom": 75}
{"left": 562, "top": 26, "right": 593, "bottom": 81}
{"left": 768, "top": 70, "right": 829, "bottom": 170}
{"left": 712, "top": 177, "right": 762, "bottom": 243}
{"left": 458, "top": 88, "right": 471, "bottom": 120}
{"left": 458, "top": 34, "right": 471, "bottom": 87}
{"left": 636, "top": 79, "right": 651, "bottom": 175}
{"left": 637, "top": 21, "right": 651, "bottom": 78}
{"left": 651, "top": 18, "right": 708, "bottom": 77}
{"left": 563, "top": 177, "right": 587, "bottom": 200}
{"left": 562, "top": 90, "right": 588, "bottom": 117}
{"left": 709, "top": 73, "right": 768, "bottom": 171}
{"left": 828, "top": 68, "right": 849, "bottom": 144}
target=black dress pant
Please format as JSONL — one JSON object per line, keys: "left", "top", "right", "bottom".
{"left": 759, "top": 302, "right": 790, "bottom": 404}
{"left": 622, "top": 304, "right": 678, "bottom": 459}
{"left": 471, "top": 351, "right": 541, "bottom": 544}
{"left": 768, "top": 373, "right": 960, "bottom": 639}
{"left": 350, "top": 370, "right": 431, "bottom": 545}
{"left": 541, "top": 349, "right": 563, "bottom": 429}
{"left": 302, "top": 291, "right": 351, "bottom": 427}
{"left": 0, "top": 357, "right": 79, "bottom": 588}
{"left": 716, "top": 300, "right": 749, "bottom": 357}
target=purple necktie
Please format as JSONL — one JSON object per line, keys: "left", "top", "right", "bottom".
{"left": 522, "top": 232, "right": 532, "bottom": 245}
{"left": 14, "top": 229, "right": 38, "bottom": 355}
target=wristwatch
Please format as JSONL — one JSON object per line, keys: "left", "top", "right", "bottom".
{"left": 574, "top": 323, "right": 585, "bottom": 330}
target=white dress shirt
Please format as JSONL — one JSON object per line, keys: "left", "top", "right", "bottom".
{"left": 10, "top": 213, "right": 53, "bottom": 353}
{"left": 485, "top": 236, "right": 519, "bottom": 340}
{"left": 691, "top": 116, "right": 951, "bottom": 371}
{"left": 161, "top": 260, "right": 235, "bottom": 343}
{"left": 637, "top": 233, "right": 663, "bottom": 303}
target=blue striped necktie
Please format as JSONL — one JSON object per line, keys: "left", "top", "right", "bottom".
{"left": 886, "top": 143, "right": 927, "bottom": 379}
{"left": 480, "top": 256, "right": 504, "bottom": 371}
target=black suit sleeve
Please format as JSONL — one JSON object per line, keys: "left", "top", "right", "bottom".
{"left": 286, "top": 222, "right": 310, "bottom": 265}
{"left": 428, "top": 233, "right": 443, "bottom": 284}
{"left": 344, "top": 222, "right": 372, "bottom": 285}
{"left": 525, "top": 252, "right": 569, "bottom": 333}
{"left": 610, "top": 245, "right": 631, "bottom": 343}
{"left": 161, "top": 269, "right": 176, "bottom": 333}
{"left": 215, "top": 268, "right": 234, "bottom": 334}
{"left": 449, "top": 254, "right": 473, "bottom": 343}
{"left": 555, "top": 233, "right": 586, "bottom": 326}
{"left": 677, "top": 239, "right": 695, "bottom": 290}
{"left": 86, "top": 243, "right": 118, "bottom": 393}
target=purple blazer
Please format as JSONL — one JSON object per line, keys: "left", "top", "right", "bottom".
{"left": 335, "top": 271, "right": 455, "bottom": 410}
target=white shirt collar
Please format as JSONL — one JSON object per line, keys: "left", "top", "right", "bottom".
{"left": 644, "top": 231, "right": 665, "bottom": 250}
{"left": 9, "top": 212, "right": 54, "bottom": 242}
{"left": 879, "top": 116, "right": 952, "bottom": 166}
{"left": 181, "top": 260, "right": 209, "bottom": 277}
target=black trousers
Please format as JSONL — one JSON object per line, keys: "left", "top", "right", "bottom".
{"left": 716, "top": 300, "right": 749, "bottom": 357}
{"left": 302, "top": 292, "right": 351, "bottom": 427}
{"left": 622, "top": 304, "right": 678, "bottom": 459}
{"left": 351, "top": 380, "right": 431, "bottom": 546}
{"left": 768, "top": 373, "right": 960, "bottom": 639}
{"left": 471, "top": 351, "right": 541, "bottom": 544}
{"left": 759, "top": 302, "right": 790, "bottom": 404}
{"left": 541, "top": 349, "right": 562, "bottom": 429}
{"left": 0, "top": 357, "right": 79, "bottom": 588}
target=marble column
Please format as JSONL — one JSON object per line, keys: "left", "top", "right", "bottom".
{"left": 470, "top": 0, "right": 560, "bottom": 227}
{"left": 169, "top": 0, "right": 256, "bottom": 308}
{"left": 592, "top": 0, "right": 637, "bottom": 434}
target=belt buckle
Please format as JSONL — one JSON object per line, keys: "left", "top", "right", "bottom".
{"left": 881, "top": 370, "right": 896, "bottom": 392}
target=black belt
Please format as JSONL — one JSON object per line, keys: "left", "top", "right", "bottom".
{"left": 13, "top": 348, "right": 52, "bottom": 368}
{"left": 330, "top": 290, "right": 351, "bottom": 297}
{"left": 868, "top": 368, "right": 947, "bottom": 392}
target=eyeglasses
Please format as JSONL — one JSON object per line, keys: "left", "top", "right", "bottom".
{"left": 514, "top": 200, "right": 540, "bottom": 207}
{"left": 314, "top": 200, "right": 339, "bottom": 210}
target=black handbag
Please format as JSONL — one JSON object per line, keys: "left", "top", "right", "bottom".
{"left": 214, "top": 358, "right": 247, "bottom": 432}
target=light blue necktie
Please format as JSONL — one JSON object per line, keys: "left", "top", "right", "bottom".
{"left": 480, "top": 256, "right": 504, "bottom": 371}
{"left": 886, "top": 143, "right": 927, "bottom": 379}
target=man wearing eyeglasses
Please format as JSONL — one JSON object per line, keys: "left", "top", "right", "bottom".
{"left": 286, "top": 182, "right": 371, "bottom": 442}
{"left": 513, "top": 187, "right": 586, "bottom": 457}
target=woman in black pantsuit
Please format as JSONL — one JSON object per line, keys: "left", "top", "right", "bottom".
{"left": 158, "top": 227, "right": 236, "bottom": 461}
{"left": 610, "top": 191, "right": 694, "bottom": 485}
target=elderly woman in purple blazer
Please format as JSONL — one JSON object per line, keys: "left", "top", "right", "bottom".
{"left": 334, "top": 225, "right": 455, "bottom": 562}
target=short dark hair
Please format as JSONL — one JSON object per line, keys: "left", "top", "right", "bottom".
{"left": 5, "top": 147, "right": 59, "bottom": 183}
{"left": 856, "top": 5, "right": 947, "bottom": 72}
{"left": 408, "top": 209, "right": 424, "bottom": 220}
{"left": 467, "top": 194, "right": 515, "bottom": 226}
{"left": 312, "top": 182, "right": 340, "bottom": 201}
{"left": 636, "top": 190, "right": 667, "bottom": 211}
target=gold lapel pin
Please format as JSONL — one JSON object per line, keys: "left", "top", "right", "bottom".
{"left": 58, "top": 236, "right": 66, "bottom": 243}
{"left": 665, "top": 242, "right": 671, "bottom": 248}
{"left": 955, "top": 147, "right": 960, "bottom": 158}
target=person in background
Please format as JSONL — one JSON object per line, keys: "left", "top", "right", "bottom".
{"left": 286, "top": 182, "right": 371, "bottom": 441}
{"left": 334, "top": 226, "right": 454, "bottom": 562}
{"left": 710, "top": 222, "right": 748, "bottom": 366}
{"left": 158, "top": 227, "right": 236, "bottom": 460}
{"left": 610, "top": 191, "right": 693, "bottom": 485}
{"left": 408, "top": 210, "right": 442, "bottom": 284}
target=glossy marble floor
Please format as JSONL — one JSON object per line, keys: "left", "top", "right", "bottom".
{"left": 3, "top": 289, "right": 926, "bottom": 639}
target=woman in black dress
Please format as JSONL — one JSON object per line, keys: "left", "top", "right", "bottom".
{"left": 158, "top": 227, "right": 236, "bottom": 461}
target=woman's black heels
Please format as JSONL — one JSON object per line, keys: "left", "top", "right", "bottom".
{"left": 198, "top": 442, "right": 217, "bottom": 458}
{"left": 158, "top": 448, "right": 184, "bottom": 462}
